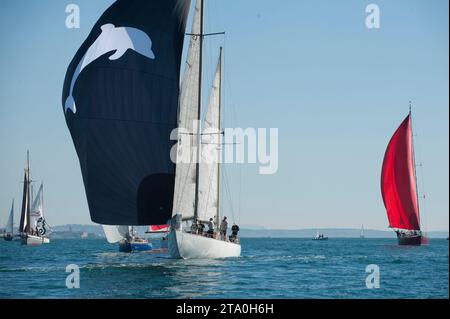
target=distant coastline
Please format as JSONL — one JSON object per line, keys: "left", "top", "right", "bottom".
{"left": 3, "top": 224, "right": 448, "bottom": 239}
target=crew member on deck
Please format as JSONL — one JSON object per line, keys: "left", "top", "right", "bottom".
{"left": 207, "top": 218, "right": 215, "bottom": 238}
{"left": 230, "top": 223, "right": 240, "bottom": 242}
{"left": 191, "top": 221, "right": 198, "bottom": 234}
{"left": 220, "top": 217, "right": 228, "bottom": 241}
{"left": 198, "top": 222, "right": 205, "bottom": 235}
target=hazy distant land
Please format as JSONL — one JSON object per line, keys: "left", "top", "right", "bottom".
{"left": 3, "top": 224, "right": 447, "bottom": 239}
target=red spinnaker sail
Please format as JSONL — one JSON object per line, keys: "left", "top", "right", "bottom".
{"left": 381, "top": 115, "right": 420, "bottom": 231}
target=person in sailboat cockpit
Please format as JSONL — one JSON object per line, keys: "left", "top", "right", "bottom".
{"left": 207, "top": 218, "right": 215, "bottom": 238}
{"left": 220, "top": 217, "right": 228, "bottom": 241}
{"left": 191, "top": 221, "right": 198, "bottom": 234}
{"left": 198, "top": 222, "right": 205, "bottom": 235}
{"left": 230, "top": 224, "right": 240, "bottom": 243}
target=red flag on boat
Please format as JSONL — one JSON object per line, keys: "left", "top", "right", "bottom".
{"left": 381, "top": 114, "right": 420, "bottom": 231}
{"left": 147, "top": 225, "right": 170, "bottom": 233}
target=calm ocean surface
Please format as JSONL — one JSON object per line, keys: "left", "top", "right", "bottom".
{"left": 0, "top": 238, "right": 448, "bottom": 299}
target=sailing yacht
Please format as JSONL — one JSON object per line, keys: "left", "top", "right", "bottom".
{"left": 62, "top": 0, "right": 238, "bottom": 258}
{"left": 103, "top": 225, "right": 152, "bottom": 252}
{"left": 146, "top": 225, "right": 170, "bottom": 249}
{"left": 168, "top": 0, "right": 241, "bottom": 259}
{"left": 3, "top": 199, "right": 14, "bottom": 241}
{"left": 381, "top": 107, "right": 424, "bottom": 246}
{"left": 19, "top": 151, "right": 50, "bottom": 245}
{"left": 360, "top": 225, "right": 365, "bottom": 239}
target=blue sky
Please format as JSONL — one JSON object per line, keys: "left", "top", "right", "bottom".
{"left": 0, "top": 0, "right": 448, "bottom": 231}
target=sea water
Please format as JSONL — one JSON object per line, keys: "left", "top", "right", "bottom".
{"left": 0, "top": 238, "right": 448, "bottom": 299}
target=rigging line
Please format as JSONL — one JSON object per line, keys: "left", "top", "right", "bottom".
{"left": 238, "top": 158, "right": 242, "bottom": 224}
{"left": 201, "top": 132, "right": 221, "bottom": 215}
{"left": 413, "top": 127, "right": 429, "bottom": 233}
{"left": 222, "top": 164, "right": 236, "bottom": 223}
{"left": 180, "top": 52, "right": 200, "bottom": 126}
{"left": 202, "top": 51, "right": 212, "bottom": 124}
{"left": 222, "top": 34, "right": 241, "bottom": 225}
{"left": 222, "top": 165, "right": 232, "bottom": 221}
{"left": 200, "top": 161, "right": 217, "bottom": 220}
{"left": 223, "top": 55, "right": 238, "bottom": 130}
{"left": 186, "top": 32, "right": 225, "bottom": 37}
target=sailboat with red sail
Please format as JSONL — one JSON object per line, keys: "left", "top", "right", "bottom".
{"left": 381, "top": 107, "right": 424, "bottom": 245}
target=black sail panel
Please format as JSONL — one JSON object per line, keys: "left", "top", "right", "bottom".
{"left": 19, "top": 171, "right": 29, "bottom": 233}
{"left": 62, "top": 0, "right": 190, "bottom": 225}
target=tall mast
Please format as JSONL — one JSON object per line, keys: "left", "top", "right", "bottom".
{"left": 41, "top": 181, "right": 44, "bottom": 219}
{"left": 193, "top": 0, "right": 204, "bottom": 221}
{"left": 409, "top": 102, "right": 421, "bottom": 226}
{"left": 26, "top": 150, "right": 31, "bottom": 234}
{"left": 216, "top": 47, "right": 223, "bottom": 228}
{"left": 11, "top": 199, "right": 14, "bottom": 232}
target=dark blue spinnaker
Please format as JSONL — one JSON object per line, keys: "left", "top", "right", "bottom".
{"left": 62, "top": 0, "right": 191, "bottom": 225}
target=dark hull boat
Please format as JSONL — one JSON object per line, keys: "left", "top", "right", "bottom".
{"left": 313, "top": 232, "right": 328, "bottom": 240}
{"left": 102, "top": 225, "right": 152, "bottom": 253}
{"left": 381, "top": 107, "right": 424, "bottom": 246}
{"left": 119, "top": 239, "right": 152, "bottom": 253}
{"left": 397, "top": 233, "right": 422, "bottom": 246}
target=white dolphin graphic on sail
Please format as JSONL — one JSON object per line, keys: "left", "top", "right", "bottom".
{"left": 65, "top": 23, "right": 155, "bottom": 114}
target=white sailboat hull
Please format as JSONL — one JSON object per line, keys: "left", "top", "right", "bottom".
{"left": 168, "top": 230, "right": 241, "bottom": 259}
{"left": 21, "top": 234, "right": 50, "bottom": 245}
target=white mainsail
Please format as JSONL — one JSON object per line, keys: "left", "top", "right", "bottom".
{"left": 5, "top": 199, "right": 14, "bottom": 234}
{"left": 198, "top": 53, "right": 222, "bottom": 222}
{"left": 172, "top": 0, "right": 202, "bottom": 220}
{"left": 30, "top": 182, "right": 50, "bottom": 236}
{"left": 30, "top": 183, "right": 44, "bottom": 225}
{"left": 102, "top": 225, "right": 130, "bottom": 243}
{"left": 168, "top": 1, "right": 241, "bottom": 259}
{"left": 18, "top": 152, "right": 50, "bottom": 244}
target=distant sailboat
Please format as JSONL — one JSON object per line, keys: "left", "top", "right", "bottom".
{"left": 19, "top": 151, "right": 50, "bottom": 245}
{"left": 103, "top": 225, "right": 152, "bottom": 252}
{"left": 381, "top": 107, "right": 423, "bottom": 245}
{"left": 168, "top": 0, "right": 241, "bottom": 259}
{"left": 313, "top": 231, "right": 328, "bottom": 241}
{"left": 145, "top": 225, "right": 170, "bottom": 249}
{"left": 3, "top": 199, "right": 14, "bottom": 241}
{"left": 360, "top": 225, "right": 365, "bottom": 239}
